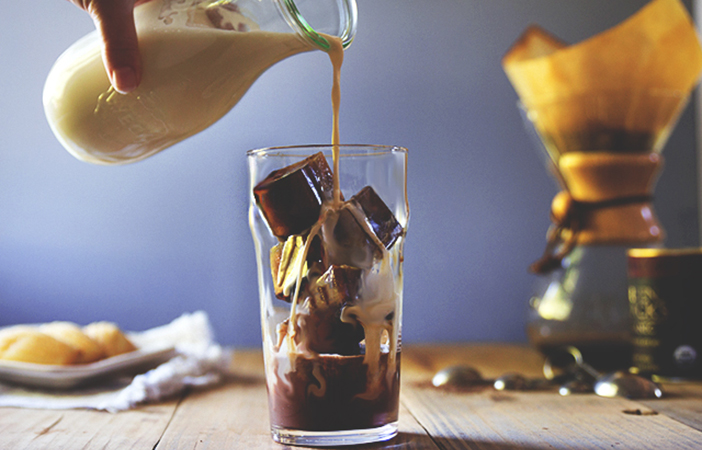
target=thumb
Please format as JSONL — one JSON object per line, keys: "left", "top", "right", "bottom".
{"left": 89, "top": 0, "right": 142, "bottom": 94}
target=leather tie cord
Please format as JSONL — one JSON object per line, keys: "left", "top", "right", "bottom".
{"left": 530, "top": 194, "right": 654, "bottom": 274}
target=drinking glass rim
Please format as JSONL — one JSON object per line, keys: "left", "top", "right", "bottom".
{"left": 246, "top": 144, "right": 408, "bottom": 158}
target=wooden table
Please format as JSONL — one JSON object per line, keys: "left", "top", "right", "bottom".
{"left": 1, "top": 344, "right": 701, "bottom": 449}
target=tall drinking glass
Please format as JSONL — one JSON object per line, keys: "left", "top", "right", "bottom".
{"left": 248, "top": 145, "right": 409, "bottom": 446}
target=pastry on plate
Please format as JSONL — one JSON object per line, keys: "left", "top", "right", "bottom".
{"left": 0, "top": 326, "right": 79, "bottom": 365}
{"left": 83, "top": 321, "right": 137, "bottom": 358}
{"left": 39, "top": 321, "right": 105, "bottom": 364}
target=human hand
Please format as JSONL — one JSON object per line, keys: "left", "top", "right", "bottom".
{"left": 68, "top": 0, "right": 146, "bottom": 93}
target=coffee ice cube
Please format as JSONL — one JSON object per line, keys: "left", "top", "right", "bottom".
{"left": 254, "top": 152, "right": 334, "bottom": 238}
{"left": 270, "top": 235, "right": 306, "bottom": 301}
{"left": 328, "top": 207, "right": 379, "bottom": 269}
{"left": 326, "top": 187, "right": 404, "bottom": 269}
{"left": 309, "top": 264, "right": 363, "bottom": 309}
{"left": 351, "top": 186, "right": 404, "bottom": 250}
{"left": 301, "top": 265, "right": 365, "bottom": 355}
{"left": 270, "top": 234, "right": 325, "bottom": 301}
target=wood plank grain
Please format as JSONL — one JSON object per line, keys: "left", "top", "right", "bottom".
{"left": 155, "top": 380, "right": 274, "bottom": 449}
{"left": 0, "top": 400, "right": 179, "bottom": 450}
{"left": 158, "top": 384, "right": 438, "bottom": 450}
{"left": 156, "top": 348, "right": 438, "bottom": 449}
{"left": 640, "top": 381, "right": 702, "bottom": 432}
{"left": 1, "top": 345, "right": 700, "bottom": 450}
{"left": 402, "top": 382, "right": 702, "bottom": 450}
{"left": 401, "top": 345, "right": 702, "bottom": 449}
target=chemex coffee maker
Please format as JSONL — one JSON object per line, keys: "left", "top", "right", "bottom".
{"left": 503, "top": 0, "right": 702, "bottom": 370}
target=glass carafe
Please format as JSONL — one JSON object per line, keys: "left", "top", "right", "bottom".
{"left": 521, "top": 90, "right": 689, "bottom": 371}
{"left": 43, "top": 0, "right": 357, "bottom": 165}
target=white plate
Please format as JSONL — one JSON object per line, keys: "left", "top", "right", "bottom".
{"left": 0, "top": 345, "right": 177, "bottom": 390}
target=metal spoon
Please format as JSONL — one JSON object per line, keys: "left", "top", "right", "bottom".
{"left": 432, "top": 367, "right": 545, "bottom": 391}
{"left": 493, "top": 373, "right": 529, "bottom": 391}
{"left": 554, "top": 346, "right": 663, "bottom": 399}
{"left": 431, "top": 346, "right": 663, "bottom": 399}
{"left": 594, "top": 371, "right": 663, "bottom": 399}
{"left": 432, "top": 366, "right": 484, "bottom": 388}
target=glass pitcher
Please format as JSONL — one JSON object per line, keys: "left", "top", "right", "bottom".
{"left": 43, "top": 0, "right": 357, "bottom": 165}
{"left": 521, "top": 90, "right": 689, "bottom": 371}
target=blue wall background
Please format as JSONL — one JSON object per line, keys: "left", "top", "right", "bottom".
{"left": 0, "top": 0, "right": 698, "bottom": 346}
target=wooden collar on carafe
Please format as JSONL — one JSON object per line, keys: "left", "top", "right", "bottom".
{"left": 530, "top": 152, "right": 663, "bottom": 274}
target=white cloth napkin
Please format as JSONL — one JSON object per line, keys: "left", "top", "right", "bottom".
{"left": 0, "top": 311, "right": 232, "bottom": 412}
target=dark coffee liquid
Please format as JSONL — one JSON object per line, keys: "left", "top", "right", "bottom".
{"left": 268, "top": 352, "right": 400, "bottom": 431}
